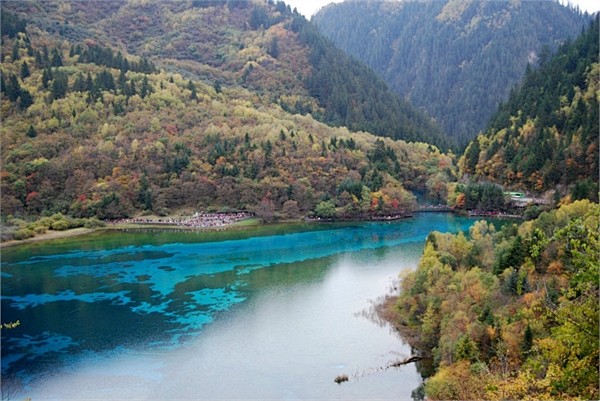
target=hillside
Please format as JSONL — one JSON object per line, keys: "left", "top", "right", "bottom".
{"left": 313, "top": 0, "right": 591, "bottom": 147}
{"left": 0, "top": 3, "right": 455, "bottom": 230}
{"left": 460, "top": 16, "right": 599, "bottom": 201}
{"left": 1, "top": 0, "right": 449, "bottom": 148}
{"left": 391, "top": 200, "right": 599, "bottom": 400}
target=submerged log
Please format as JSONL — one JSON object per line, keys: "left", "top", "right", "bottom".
{"left": 333, "top": 355, "right": 422, "bottom": 384}
{"left": 389, "top": 355, "right": 422, "bottom": 367}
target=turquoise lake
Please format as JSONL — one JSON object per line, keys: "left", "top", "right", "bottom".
{"left": 1, "top": 213, "right": 499, "bottom": 400}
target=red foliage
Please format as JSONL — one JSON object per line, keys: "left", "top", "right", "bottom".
{"left": 25, "top": 191, "right": 40, "bottom": 203}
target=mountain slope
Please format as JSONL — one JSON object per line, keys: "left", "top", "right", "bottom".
{"left": 460, "top": 16, "right": 599, "bottom": 201}
{"left": 1, "top": 0, "right": 449, "bottom": 148}
{"left": 0, "top": 4, "right": 455, "bottom": 224}
{"left": 313, "top": 0, "right": 591, "bottom": 147}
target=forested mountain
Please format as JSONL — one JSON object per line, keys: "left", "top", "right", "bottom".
{"left": 1, "top": 0, "right": 448, "bottom": 148}
{"left": 392, "top": 200, "right": 599, "bottom": 400}
{"left": 313, "top": 0, "right": 591, "bottom": 147}
{"left": 0, "top": 1, "right": 455, "bottom": 227}
{"left": 460, "top": 16, "right": 599, "bottom": 201}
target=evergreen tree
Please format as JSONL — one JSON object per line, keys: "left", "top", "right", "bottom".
{"left": 0, "top": 73, "right": 6, "bottom": 95}
{"left": 117, "top": 70, "right": 127, "bottom": 92}
{"left": 35, "top": 50, "right": 43, "bottom": 67}
{"left": 1, "top": 11, "right": 27, "bottom": 39}
{"left": 50, "top": 71, "right": 68, "bottom": 100}
{"left": 41, "top": 67, "right": 53, "bottom": 89}
{"left": 85, "top": 72, "right": 94, "bottom": 92}
{"left": 137, "top": 175, "right": 153, "bottom": 210}
{"left": 42, "top": 46, "right": 50, "bottom": 66}
{"left": 140, "top": 75, "right": 151, "bottom": 98}
{"left": 26, "top": 124, "right": 37, "bottom": 138}
{"left": 522, "top": 324, "right": 533, "bottom": 356}
{"left": 6, "top": 74, "right": 21, "bottom": 101}
{"left": 12, "top": 42, "right": 20, "bottom": 61}
{"left": 72, "top": 72, "right": 86, "bottom": 92}
{"left": 268, "top": 36, "right": 280, "bottom": 58}
{"left": 126, "top": 79, "right": 136, "bottom": 97}
{"left": 20, "top": 60, "right": 30, "bottom": 79}
{"left": 94, "top": 69, "right": 115, "bottom": 91}
{"left": 50, "top": 48, "right": 63, "bottom": 67}
{"left": 187, "top": 79, "right": 197, "bottom": 100}
{"left": 464, "top": 140, "right": 480, "bottom": 174}
{"left": 18, "top": 88, "right": 33, "bottom": 110}
{"left": 213, "top": 80, "right": 222, "bottom": 93}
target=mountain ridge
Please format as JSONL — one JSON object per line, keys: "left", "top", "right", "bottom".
{"left": 313, "top": 0, "right": 591, "bottom": 147}
{"left": 459, "top": 15, "right": 599, "bottom": 202}
{"left": 0, "top": 1, "right": 454, "bottom": 228}
{"left": 2, "top": 0, "right": 449, "bottom": 148}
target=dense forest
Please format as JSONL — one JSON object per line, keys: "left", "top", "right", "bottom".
{"left": 0, "top": 2, "right": 456, "bottom": 240}
{"left": 0, "top": 0, "right": 448, "bottom": 149}
{"left": 391, "top": 199, "right": 599, "bottom": 400}
{"left": 313, "top": 0, "right": 591, "bottom": 147}
{"left": 460, "top": 16, "right": 599, "bottom": 202}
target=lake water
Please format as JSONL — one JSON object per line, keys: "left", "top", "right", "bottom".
{"left": 1, "top": 213, "right": 489, "bottom": 400}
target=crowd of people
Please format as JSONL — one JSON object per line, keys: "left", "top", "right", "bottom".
{"left": 110, "top": 211, "right": 254, "bottom": 228}
{"left": 467, "top": 210, "right": 521, "bottom": 218}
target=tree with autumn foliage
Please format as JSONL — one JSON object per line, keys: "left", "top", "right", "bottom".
{"left": 391, "top": 200, "right": 599, "bottom": 400}
{"left": 460, "top": 16, "right": 599, "bottom": 201}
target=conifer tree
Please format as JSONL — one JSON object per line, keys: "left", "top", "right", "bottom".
{"left": 18, "top": 88, "right": 33, "bottom": 110}
{"left": 0, "top": 73, "right": 6, "bottom": 95}
{"left": 26, "top": 124, "right": 37, "bottom": 138}
{"left": 127, "top": 79, "right": 136, "bottom": 97}
{"left": 12, "top": 42, "right": 20, "bottom": 61}
{"left": 41, "top": 67, "right": 53, "bottom": 89}
{"left": 50, "top": 48, "right": 63, "bottom": 67}
{"left": 35, "top": 50, "right": 43, "bottom": 67}
{"left": 6, "top": 74, "right": 21, "bottom": 101}
{"left": 42, "top": 46, "right": 49, "bottom": 65}
{"left": 140, "top": 75, "right": 151, "bottom": 98}
{"left": 50, "top": 72, "right": 68, "bottom": 100}
{"left": 73, "top": 72, "right": 86, "bottom": 92}
{"left": 117, "top": 70, "right": 127, "bottom": 92}
{"left": 20, "top": 60, "right": 30, "bottom": 79}
{"left": 187, "top": 79, "right": 197, "bottom": 100}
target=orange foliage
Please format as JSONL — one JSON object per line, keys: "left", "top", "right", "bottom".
{"left": 455, "top": 192, "right": 466, "bottom": 208}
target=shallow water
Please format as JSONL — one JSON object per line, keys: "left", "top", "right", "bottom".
{"left": 1, "top": 214, "right": 488, "bottom": 399}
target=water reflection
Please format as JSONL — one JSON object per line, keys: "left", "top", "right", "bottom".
{"left": 1, "top": 214, "right": 486, "bottom": 399}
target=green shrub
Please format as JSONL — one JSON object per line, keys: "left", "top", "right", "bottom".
{"left": 6, "top": 217, "right": 27, "bottom": 228}
{"left": 50, "top": 213, "right": 65, "bottom": 221}
{"left": 70, "top": 218, "right": 86, "bottom": 228}
{"left": 13, "top": 228, "right": 34, "bottom": 240}
{"left": 33, "top": 225, "right": 47, "bottom": 234}
{"left": 83, "top": 218, "right": 105, "bottom": 228}
{"left": 50, "top": 219, "right": 70, "bottom": 231}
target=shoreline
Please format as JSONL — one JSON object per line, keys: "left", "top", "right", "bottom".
{"left": 0, "top": 220, "right": 262, "bottom": 249}
{"left": 0, "top": 227, "right": 96, "bottom": 249}
{"left": 0, "top": 210, "right": 521, "bottom": 249}
{"left": 0, "top": 215, "right": 262, "bottom": 249}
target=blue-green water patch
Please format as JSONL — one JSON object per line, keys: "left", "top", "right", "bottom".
{"left": 1, "top": 214, "right": 498, "bottom": 390}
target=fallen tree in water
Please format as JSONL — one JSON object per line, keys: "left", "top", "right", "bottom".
{"left": 333, "top": 355, "right": 422, "bottom": 384}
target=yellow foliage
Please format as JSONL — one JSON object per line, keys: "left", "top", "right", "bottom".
{"left": 426, "top": 360, "right": 491, "bottom": 400}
